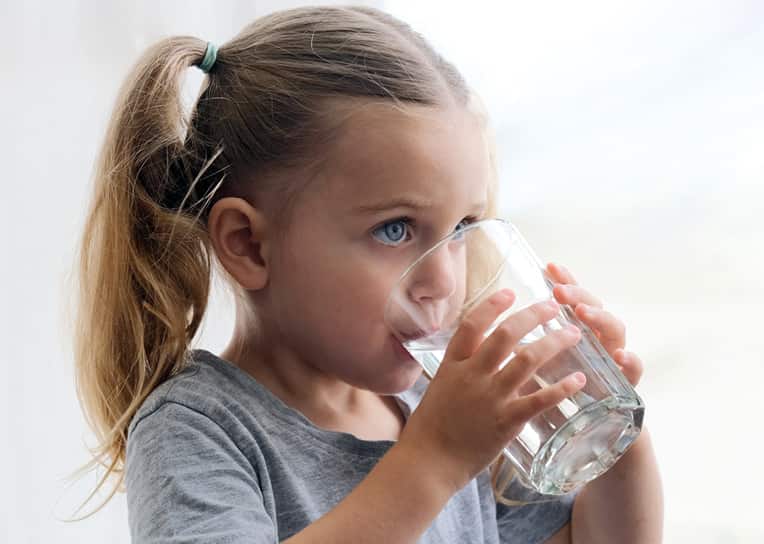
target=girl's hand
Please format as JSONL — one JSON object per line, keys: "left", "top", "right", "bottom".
{"left": 397, "top": 290, "right": 587, "bottom": 492}
{"left": 546, "top": 262, "right": 644, "bottom": 387}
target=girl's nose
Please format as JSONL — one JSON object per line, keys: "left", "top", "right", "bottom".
{"left": 407, "top": 243, "right": 459, "bottom": 304}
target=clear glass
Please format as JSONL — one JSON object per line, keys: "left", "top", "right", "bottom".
{"left": 384, "top": 218, "right": 644, "bottom": 495}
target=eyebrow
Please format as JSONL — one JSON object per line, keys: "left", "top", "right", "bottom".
{"left": 353, "top": 197, "right": 487, "bottom": 215}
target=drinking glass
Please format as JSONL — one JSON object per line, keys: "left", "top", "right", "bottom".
{"left": 384, "top": 218, "right": 644, "bottom": 495}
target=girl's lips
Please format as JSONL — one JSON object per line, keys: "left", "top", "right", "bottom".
{"left": 391, "top": 334, "right": 418, "bottom": 362}
{"left": 393, "top": 337, "right": 410, "bottom": 357}
{"left": 392, "top": 327, "right": 439, "bottom": 362}
{"left": 397, "top": 327, "right": 436, "bottom": 343}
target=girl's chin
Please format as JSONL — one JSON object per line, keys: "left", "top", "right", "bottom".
{"left": 378, "top": 337, "right": 423, "bottom": 391}
{"left": 345, "top": 336, "right": 423, "bottom": 395}
{"left": 372, "top": 369, "right": 423, "bottom": 395}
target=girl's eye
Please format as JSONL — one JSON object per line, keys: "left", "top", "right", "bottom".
{"left": 372, "top": 216, "right": 479, "bottom": 247}
{"left": 372, "top": 218, "right": 412, "bottom": 247}
{"left": 453, "top": 217, "right": 477, "bottom": 239}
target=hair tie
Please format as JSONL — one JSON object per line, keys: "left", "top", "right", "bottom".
{"left": 198, "top": 42, "right": 218, "bottom": 73}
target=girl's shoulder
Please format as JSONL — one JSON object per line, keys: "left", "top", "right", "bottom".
{"left": 126, "top": 348, "right": 431, "bottom": 458}
{"left": 126, "top": 348, "right": 274, "bottom": 440}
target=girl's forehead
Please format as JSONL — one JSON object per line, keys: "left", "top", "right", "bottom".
{"left": 316, "top": 103, "right": 491, "bottom": 210}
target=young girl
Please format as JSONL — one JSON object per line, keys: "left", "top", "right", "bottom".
{"left": 72, "top": 5, "right": 663, "bottom": 542}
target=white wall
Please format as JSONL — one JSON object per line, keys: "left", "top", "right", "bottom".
{"left": 3, "top": 0, "right": 762, "bottom": 542}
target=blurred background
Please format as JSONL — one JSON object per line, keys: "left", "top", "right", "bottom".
{"left": 2, "top": 0, "right": 762, "bottom": 542}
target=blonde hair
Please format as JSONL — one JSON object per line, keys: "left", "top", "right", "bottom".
{"left": 68, "top": 5, "right": 525, "bottom": 519}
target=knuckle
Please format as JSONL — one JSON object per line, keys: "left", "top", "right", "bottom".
{"left": 497, "top": 417, "right": 520, "bottom": 438}
{"left": 459, "top": 318, "right": 480, "bottom": 337}
{"left": 495, "top": 411, "right": 512, "bottom": 433}
{"left": 526, "top": 392, "right": 547, "bottom": 413}
{"left": 514, "top": 346, "right": 539, "bottom": 368}
{"left": 530, "top": 302, "right": 549, "bottom": 320}
{"left": 493, "top": 322, "right": 516, "bottom": 343}
{"left": 497, "top": 403, "right": 523, "bottom": 434}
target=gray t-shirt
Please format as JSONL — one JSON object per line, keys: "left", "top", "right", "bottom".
{"left": 126, "top": 348, "right": 576, "bottom": 543}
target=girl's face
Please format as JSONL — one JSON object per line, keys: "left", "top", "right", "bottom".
{"left": 264, "top": 103, "right": 492, "bottom": 394}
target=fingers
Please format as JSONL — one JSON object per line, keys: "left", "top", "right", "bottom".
{"left": 444, "top": 289, "right": 516, "bottom": 362}
{"left": 495, "top": 324, "right": 582, "bottom": 390}
{"left": 475, "top": 299, "right": 561, "bottom": 373}
{"left": 547, "top": 263, "right": 628, "bottom": 355}
{"left": 502, "top": 372, "right": 587, "bottom": 432}
{"left": 547, "top": 262, "right": 578, "bottom": 285}
{"left": 553, "top": 284, "right": 603, "bottom": 309}
{"left": 613, "top": 349, "right": 644, "bottom": 387}
{"left": 575, "top": 304, "right": 626, "bottom": 352}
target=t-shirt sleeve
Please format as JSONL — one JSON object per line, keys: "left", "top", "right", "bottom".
{"left": 495, "top": 475, "right": 579, "bottom": 544}
{"left": 126, "top": 401, "right": 276, "bottom": 543}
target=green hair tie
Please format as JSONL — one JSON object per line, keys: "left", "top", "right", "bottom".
{"left": 198, "top": 42, "right": 218, "bottom": 73}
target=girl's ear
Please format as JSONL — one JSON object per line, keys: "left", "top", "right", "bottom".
{"left": 207, "top": 197, "right": 271, "bottom": 290}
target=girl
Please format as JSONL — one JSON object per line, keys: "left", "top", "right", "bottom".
{"left": 72, "top": 5, "right": 663, "bottom": 543}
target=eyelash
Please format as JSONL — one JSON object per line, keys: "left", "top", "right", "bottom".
{"left": 372, "top": 215, "right": 480, "bottom": 247}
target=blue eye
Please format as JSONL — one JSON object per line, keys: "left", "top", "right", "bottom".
{"left": 452, "top": 218, "right": 475, "bottom": 240}
{"left": 372, "top": 216, "right": 478, "bottom": 247}
{"left": 372, "top": 218, "right": 411, "bottom": 246}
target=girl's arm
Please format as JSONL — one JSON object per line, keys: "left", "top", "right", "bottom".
{"left": 283, "top": 441, "right": 458, "bottom": 544}
{"left": 569, "top": 428, "right": 664, "bottom": 543}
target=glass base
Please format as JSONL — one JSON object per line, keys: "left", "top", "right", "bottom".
{"left": 516, "top": 396, "right": 644, "bottom": 495}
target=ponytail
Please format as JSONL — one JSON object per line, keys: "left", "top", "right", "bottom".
{"left": 67, "top": 36, "right": 223, "bottom": 519}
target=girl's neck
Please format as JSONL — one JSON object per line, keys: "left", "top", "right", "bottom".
{"left": 219, "top": 337, "right": 405, "bottom": 441}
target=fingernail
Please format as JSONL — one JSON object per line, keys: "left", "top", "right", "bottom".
{"left": 571, "top": 372, "right": 586, "bottom": 385}
{"left": 546, "top": 300, "right": 560, "bottom": 311}
{"left": 564, "top": 324, "right": 580, "bottom": 336}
